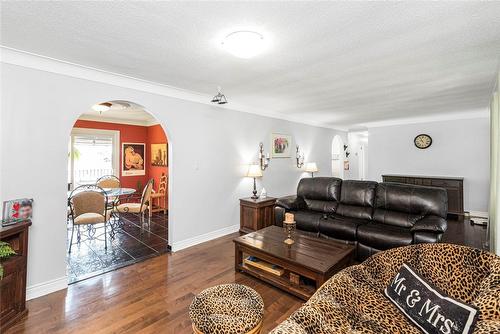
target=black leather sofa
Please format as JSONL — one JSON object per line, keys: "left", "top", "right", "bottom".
{"left": 274, "top": 177, "right": 448, "bottom": 261}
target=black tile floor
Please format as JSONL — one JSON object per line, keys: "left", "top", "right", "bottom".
{"left": 66, "top": 212, "right": 169, "bottom": 284}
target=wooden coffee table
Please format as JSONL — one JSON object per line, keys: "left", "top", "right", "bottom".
{"left": 234, "top": 226, "right": 355, "bottom": 300}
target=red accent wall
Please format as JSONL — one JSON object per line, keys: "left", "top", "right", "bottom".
{"left": 73, "top": 120, "right": 168, "bottom": 202}
{"left": 147, "top": 125, "right": 169, "bottom": 202}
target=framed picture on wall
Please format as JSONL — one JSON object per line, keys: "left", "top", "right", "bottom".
{"left": 122, "top": 143, "right": 146, "bottom": 176}
{"left": 151, "top": 143, "right": 168, "bottom": 167}
{"left": 271, "top": 133, "right": 292, "bottom": 158}
{"left": 344, "top": 160, "right": 350, "bottom": 170}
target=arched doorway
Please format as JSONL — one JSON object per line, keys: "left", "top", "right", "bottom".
{"left": 332, "top": 135, "right": 344, "bottom": 178}
{"left": 66, "top": 100, "right": 170, "bottom": 283}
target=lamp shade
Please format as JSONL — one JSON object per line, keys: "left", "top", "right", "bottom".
{"left": 305, "top": 162, "right": 318, "bottom": 173}
{"left": 246, "top": 164, "right": 263, "bottom": 178}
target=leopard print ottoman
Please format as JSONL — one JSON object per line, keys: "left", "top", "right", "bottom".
{"left": 189, "top": 283, "right": 264, "bottom": 334}
{"left": 270, "top": 243, "right": 500, "bottom": 334}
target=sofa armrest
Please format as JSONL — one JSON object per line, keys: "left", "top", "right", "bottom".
{"left": 275, "top": 195, "right": 306, "bottom": 210}
{"left": 411, "top": 215, "right": 447, "bottom": 234}
{"left": 274, "top": 206, "right": 285, "bottom": 227}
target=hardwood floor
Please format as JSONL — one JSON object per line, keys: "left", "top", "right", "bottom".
{"left": 5, "top": 218, "right": 487, "bottom": 333}
{"left": 6, "top": 233, "right": 302, "bottom": 334}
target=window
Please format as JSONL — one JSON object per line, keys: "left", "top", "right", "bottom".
{"left": 68, "top": 128, "right": 119, "bottom": 189}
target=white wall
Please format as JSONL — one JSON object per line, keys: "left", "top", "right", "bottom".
{"left": 367, "top": 118, "right": 490, "bottom": 213}
{"left": 0, "top": 60, "right": 345, "bottom": 297}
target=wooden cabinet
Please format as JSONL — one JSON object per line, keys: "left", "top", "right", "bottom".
{"left": 1, "top": 221, "right": 31, "bottom": 332}
{"left": 382, "top": 174, "right": 464, "bottom": 216}
{"left": 239, "top": 197, "right": 276, "bottom": 234}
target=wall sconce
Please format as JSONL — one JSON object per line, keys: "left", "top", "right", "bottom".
{"left": 259, "top": 142, "right": 270, "bottom": 171}
{"left": 344, "top": 144, "right": 350, "bottom": 158}
{"left": 296, "top": 145, "right": 304, "bottom": 168}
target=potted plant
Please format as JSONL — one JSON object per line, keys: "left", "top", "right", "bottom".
{"left": 0, "top": 241, "right": 16, "bottom": 279}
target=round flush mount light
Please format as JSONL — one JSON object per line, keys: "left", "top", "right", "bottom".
{"left": 92, "top": 102, "right": 112, "bottom": 113}
{"left": 222, "top": 31, "right": 266, "bottom": 59}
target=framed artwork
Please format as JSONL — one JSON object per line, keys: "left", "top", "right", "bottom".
{"left": 271, "top": 133, "right": 292, "bottom": 158}
{"left": 122, "top": 143, "right": 146, "bottom": 176}
{"left": 344, "top": 160, "right": 350, "bottom": 170}
{"left": 151, "top": 143, "right": 168, "bottom": 167}
{"left": 2, "top": 198, "right": 33, "bottom": 226}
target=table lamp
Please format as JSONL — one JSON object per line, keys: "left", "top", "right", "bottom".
{"left": 305, "top": 162, "right": 318, "bottom": 177}
{"left": 246, "top": 164, "right": 263, "bottom": 199}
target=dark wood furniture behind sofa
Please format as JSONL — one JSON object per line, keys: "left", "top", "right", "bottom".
{"left": 382, "top": 174, "right": 464, "bottom": 217}
{"left": 239, "top": 197, "right": 276, "bottom": 234}
{"left": 0, "top": 221, "right": 31, "bottom": 331}
{"left": 234, "top": 226, "right": 355, "bottom": 300}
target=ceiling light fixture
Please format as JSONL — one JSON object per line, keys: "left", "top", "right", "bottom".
{"left": 222, "top": 31, "right": 266, "bottom": 59}
{"left": 211, "top": 87, "right": 228, "bottom": 105}
{"left": 92, "top": 102, "right": 112, "bottom": 113}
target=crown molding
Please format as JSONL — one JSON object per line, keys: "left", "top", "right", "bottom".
{"left": 355, "top": 109, "right": 489, "bottom": 129}
{"left": 77, "top": 115, "right": 159, "bottom": 127}
{"left": 0, "top": 46, "right": 344, "bottom": 132}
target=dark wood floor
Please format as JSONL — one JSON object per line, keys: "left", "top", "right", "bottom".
{"left": 6, "top": 217, "right": 487, "bottom": 334}
{"left": 7, "top": 233, "right": 302, "bottom": 334}
{"left": 67, "top": 212, "right": 169, "bottom": 283}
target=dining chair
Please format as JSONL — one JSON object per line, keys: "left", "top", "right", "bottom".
{"left": 96, "top": 175, "right": 121, "bottom": 188}
{"left": 96, "top": 175, "right": 121, "bottom": 212}
{"left": 114, "top": 179, "right": 154, "bottom": 222}
{"left": 68, "top": 185, "right": 110, "bottom": 253}
{"left": 150, "top": 173, "right": 168, "bottom": 215}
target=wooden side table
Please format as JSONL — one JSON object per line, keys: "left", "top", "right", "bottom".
{"left": 240, "top": 197, "right": 276, "bottom": 234}
{"left": 0, "top": 221, "right": 32, "bottom": 331}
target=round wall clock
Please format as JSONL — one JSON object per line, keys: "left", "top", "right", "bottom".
{"left": 414, "top": 134, "right": 432, "bottom": 149}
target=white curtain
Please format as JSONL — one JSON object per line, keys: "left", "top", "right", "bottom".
{"left": 489, "top": 72, "right": 499, "bottom": 255}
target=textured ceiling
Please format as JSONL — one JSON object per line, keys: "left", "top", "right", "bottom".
{"left": 80, "top": 101, "right": 156, "bottom": 125}
{"left": 2, "top": 2, "right": 500, "bottom": 129}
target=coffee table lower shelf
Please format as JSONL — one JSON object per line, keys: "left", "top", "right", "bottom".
{"left": 237, "top": 263, "right": 315, "bottom": 300}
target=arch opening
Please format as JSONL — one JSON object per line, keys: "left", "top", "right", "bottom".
{"left": 332, "top": 135, "right": 344, "bottom": 179}
{"left": 66, "top": 99, "right": 170, "bottom": 284}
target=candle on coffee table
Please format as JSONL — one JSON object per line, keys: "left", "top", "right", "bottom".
{"left": 285, "top": 213, "right": 294, "bottom": 223}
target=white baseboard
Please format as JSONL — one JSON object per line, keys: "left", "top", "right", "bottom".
{"left": 466, "top": 211, "right": 489, "bottom": 219}
{"left": 26, "top": 276, "right": 68, "bottom": 301}
{"left": 171, "top": 224, "right": 239, "bottom": 252}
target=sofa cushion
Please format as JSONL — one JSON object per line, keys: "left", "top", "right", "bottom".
{"left": 319, "top": 214, "right": 369, "bottom": 241}
{"left": 293, "top": 210, "right": 323, "bottom": 233}
{"left": 374, "top": 183, "right": 448, "bottom": 228}
{"left": 357, "top": 223, "right": 413, "bottom": 250}
{"left": 297, "top": 177, "right": 341, "bottom": 213}
{"left": 336, "top": 180, "right": 377, "bottom": 220}
{"left": 270, "top": 244, "right": 500, "bottom": 334}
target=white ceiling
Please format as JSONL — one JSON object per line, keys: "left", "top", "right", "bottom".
{"left": 2, "top": 2, "right": 500, "bottom": 130}
{"left": 79, "top": 100, "right": 157, "bottom": 126}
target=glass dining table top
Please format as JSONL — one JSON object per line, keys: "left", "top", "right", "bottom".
{"left": 67, "top": 187, "right": 136, "bottom": 198}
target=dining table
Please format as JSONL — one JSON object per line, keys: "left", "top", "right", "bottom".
{"left": 67, "top": 187, "right": 136, "bottom": 198}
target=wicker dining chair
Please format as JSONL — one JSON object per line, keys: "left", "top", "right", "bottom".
{"left": 96, "top": 175, "right": 121, "bottom": 211}
{"left": 114, "top": 179, "right": 154, "bottom": 221}
{"left": 96, "top": 175, "right": 121, "bottom": 188}
{"left": 68, "top": 185, "right": 111, "bottom": 253}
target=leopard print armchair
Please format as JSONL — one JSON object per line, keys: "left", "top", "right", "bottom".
{"left": 270, "top": 243, "right": 499, "bottom": 334}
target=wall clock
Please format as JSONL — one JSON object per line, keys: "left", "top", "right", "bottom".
{"left": 414, "top": 134, "right": 432, "bottom": 149}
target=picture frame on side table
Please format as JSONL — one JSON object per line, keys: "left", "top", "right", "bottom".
{"left": 271, "top": 133, "right": 292, "bottom": 158}
{"left": 2, "top": 198, "right": 33, "bottom": 226}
